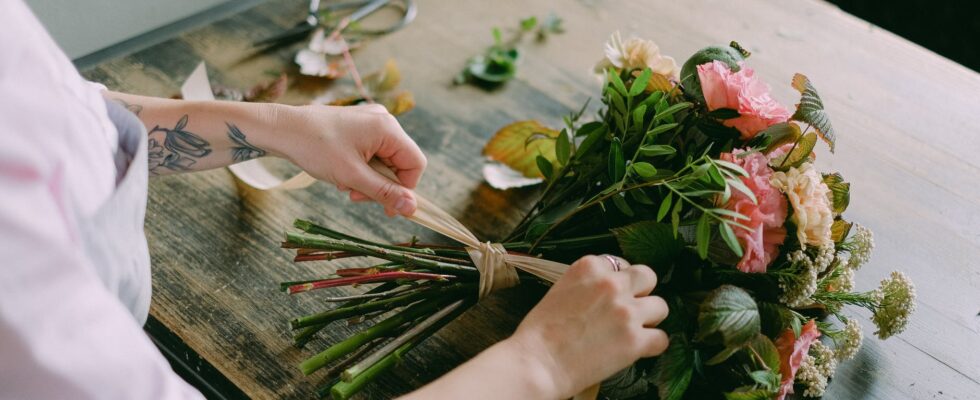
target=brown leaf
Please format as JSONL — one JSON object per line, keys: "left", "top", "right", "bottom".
{"left": 365, "top": 59, "right": 402, "bottom": 94}
{"left": 483, "top": 120, "right": 560, "bottom": 178}
{"left": 244, "top": 73, "right": 289, "bottom": 103}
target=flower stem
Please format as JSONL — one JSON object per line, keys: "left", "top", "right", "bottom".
{"left": 286, "top": 271, "right": 454, "bottom": 295}
{"left": 299, "top": 294, "right": 458, "bottom": 375}
{"left": 284, "top": 232, "right": 480, "bottom": 277}
{"left": 293, "top": 282, "right": 400, "bottom": 348}
{"left": 328, "top": 300, "right": 472, "bottom": 400}
{"left": 290, "top": 283, "right": 472, "bottom": 330}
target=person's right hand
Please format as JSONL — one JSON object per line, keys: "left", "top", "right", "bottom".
{"left": 508, "top": 255, "right": 670, "bottom": 399}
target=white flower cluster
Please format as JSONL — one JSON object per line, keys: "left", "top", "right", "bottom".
{"left": 835, "top": 318, "right": 863, "bottom": 361}
{"left": 797, "top": 341, "right": 837, "bottom": 397}
{"left": 779, "top": 246, "right": 835, "bottom": 307}
{"left": 846, "top": 224, "right": 874, "bottom": 270}
{"left": 872, "top": 271, "right": 916, "bottom": 339}
{"left": 831, "top": 263, "right": 856, "bottom": 292}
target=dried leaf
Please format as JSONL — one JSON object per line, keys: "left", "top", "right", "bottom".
{"left": 365, "top": 59, "right": 402, "bottom": 94}
{"left": 482, "top": 162, "right": 543, "bottom": 189}
{"left": 383, "top": 91, "right": 415, "bottom": 115}
{"left": 244, "top": 73, "right": 288, "bottom": 103}
{"left": 483, "top": 121, "right": 560, "bottom": 178}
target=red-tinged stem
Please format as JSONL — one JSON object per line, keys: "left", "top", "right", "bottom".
{"left": 287, "top": 272, "right": 454, "bottom": 295}
{"left": 295, "top": 252, "right": 357, "bottom": 262}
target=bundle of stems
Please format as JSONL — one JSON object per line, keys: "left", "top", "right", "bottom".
{"left": 282, "top": 219, "right": 598, "bottom": 399}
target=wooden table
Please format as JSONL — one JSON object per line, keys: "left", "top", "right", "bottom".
{"left": 82, "top": 0, "right": 980, "bottom": 398}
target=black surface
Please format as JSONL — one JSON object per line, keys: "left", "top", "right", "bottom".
{"left": 145, "top": 316, "right": 250, "bottom": 400}
{"left": 828, "top": 0, "right": 980, "bottom": 72}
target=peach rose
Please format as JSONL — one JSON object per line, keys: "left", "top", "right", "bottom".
{"left": 770, "top": 162, "right": 834, "bottom": 248}
{"left": 594, "top": 31, "right": 679, "bottom": 78}
{"left": 720, "top": 150, "right": 788, "bottom": 273}
{"left": 697, "top": 60, "right": 791, "bottom": 139}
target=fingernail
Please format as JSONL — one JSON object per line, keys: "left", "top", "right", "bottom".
{"left": 395, "top": 196, "right": 415, "bottom": 216}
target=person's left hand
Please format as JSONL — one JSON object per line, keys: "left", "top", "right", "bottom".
{"left": 273, "top": 104, "right": 427, "bottom": 216}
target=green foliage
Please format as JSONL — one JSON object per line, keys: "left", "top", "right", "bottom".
{"left": 654, "top": 335, "right": 695, "bottom": 400}
{"left": 457, "top": 15, "right": 564, "bottom": 87}
{"left": 823, "top": 172, "right": 850, "bottom": 215}
{"left": 697, "top": 286, "right": 761, "bottom": 364}
{"left": 612, "top": 221, "right": 685, "bottom": 267}
{"left": 791, "top": 73, "right": 836, "bottom": 152}
{"left": 770, "top": 132, "right": 817, "bottom": 170}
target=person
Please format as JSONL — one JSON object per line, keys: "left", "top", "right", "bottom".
{"left": 0, "top": 0, "right": 669, "bottom": 398}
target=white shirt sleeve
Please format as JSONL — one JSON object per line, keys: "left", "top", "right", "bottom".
{"left": 0, "top": 166, "right": 203, "bottom": 399}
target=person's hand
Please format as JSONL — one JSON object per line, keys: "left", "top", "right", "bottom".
{"left": 276, "top": 104, "right": 426, "bottom": 216}
{"left": 506, "top": 255, "right": 669, "bottom": 399}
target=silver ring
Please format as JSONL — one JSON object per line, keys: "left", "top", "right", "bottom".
{"left": 604, "top": 255, "right": 622, "bottom": 272}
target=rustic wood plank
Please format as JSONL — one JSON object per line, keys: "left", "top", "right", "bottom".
{"left": 82, "top": 0, "right": 980, "bottom": 398}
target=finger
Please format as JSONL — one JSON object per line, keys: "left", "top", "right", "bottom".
{"left": 375, "top": 123, "right": 427, "bottom": 189}
{"left": 344, "top": 160, "right": 417, "bottom": 216}
{"left": 602, "top": 254, "right": 630, "bottom": 273}
{"left": 641, "top": 328, "right": 670, "bottom": 357}
{"left": 337, "top": 184, "right": 350, "bottom": 192}
{"left": 349, "top": 191, "right": 369, "bottom": 202}
{"left": 637, "top": 295, "right": 669, "bottom": 327}
{"left": 626, "top": 264, "right": 657, "bottom": 296}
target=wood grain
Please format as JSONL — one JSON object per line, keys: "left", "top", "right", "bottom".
{"left": 82, "top": 0, "right": 980, "bottom": 398}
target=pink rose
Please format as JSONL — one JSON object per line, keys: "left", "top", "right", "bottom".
{"left": 719, "top": 150, "right": 788, "bottom": 273}
{"left": 697, "top": 61, "right": 791, "bottom": 139}
{"left": 775, "top": 319, "right": 821, "bottom": 400}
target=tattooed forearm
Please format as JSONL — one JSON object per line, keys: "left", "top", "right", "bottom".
{"left": 226, "top": 123, "right": 266, "bottom": 162}
{"left": 147, "top": 115, "right": 212, "bottom": 175}
{"left": 113, "top": 98, "right": 143, "bottom": 116}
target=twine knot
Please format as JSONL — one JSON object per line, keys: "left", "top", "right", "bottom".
{"left": 466, "top": 241, "right": 519, "bottom": 299}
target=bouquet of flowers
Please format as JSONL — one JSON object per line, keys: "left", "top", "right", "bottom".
{"left": 280, "top": 33, "right": 915, "bottom": 400}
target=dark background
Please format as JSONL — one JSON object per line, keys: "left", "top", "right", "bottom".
{"left": 828, "top": 0, "right": 980, "bottom": 72}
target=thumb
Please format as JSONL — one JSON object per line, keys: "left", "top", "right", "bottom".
{"left": 345, "top": 161, "right": 417, "bottom": 217}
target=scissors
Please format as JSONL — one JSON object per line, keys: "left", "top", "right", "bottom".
{"left": 253, "top": 0, "right": 417, "bottom": 49}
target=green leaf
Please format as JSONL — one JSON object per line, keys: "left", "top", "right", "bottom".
{"left": 697, "top": 117, "right": 741, "bottom": 140}
{"left": 608, "top": 69, "right": 628, "bottom": 97}
{"left": 823, "top": 172, "right": 850, "bottom": 215}
{"left": 769, "top": 132, "right": 817, "bottom": 170}
{"left": 653, "top": 335, "right": 695, "bottom": 400}
{"left": 646, "top": 122, "right": 679, "bottom": 138}
{"left": 726, "top": 178, "right": 758, "bottom": 204}
{"left": 633, "top": 104, "right": 648, "bottom": 130}
{"left": 708, "top": 108, "right": 740, "bottom": 120}
{"left": 536, "top": 155, "right": 553, "bottom": 180}
{"left": 555, "top": 129, "right": 571, "bottom": 166}
{"left": 697, "top": 285, "right": 761, "bottom": 348}
{"left": 757, "top": 122, "right": 802, "bottom": 153}
{"left": 608, "top": 138, "right": 626, "bottom": 181}
{"left": 611, "top": 193, "right": 634, "bottom": 216}
{"left": 641, "top": 90, "right": 664, "bottom": 108}
{"left": 632, "top": 162, "right": 658, "bottom": 178}
{"left": 519, "top": 16, "right": 538, "bottom": 31}
{"left": 745, "top": 334, "right": 780, "bottom": 372}
{"left": 696, "top": 213, "right": 711, "bottom": 259}
{"left": 629, "top": 188, "right": 655, "bottom": 205}
{"left": 612, "top": 221, "right": 685, "bottom": 266}
{"left": 630, "top": 68, "right": 652, "bottom": 96}
{"left": 657, "top": 192, "right": 673, "bottom": 222}
{"left": 609, "top": 90, "right": 627, "bottom": 115}
{"left": 723, "top": 388, "right": 772, "bottom": 400}
{"left": 831, "top": 218, "right": 853, "bottom": 243}
{"left": 791, "top": 73, "right": 836, "bottom": 152}
{"left": 574, "top": 124, "right": 606, "bottom": 159}
{"left": 719, "top": 222, "right": 743, "bottom": 257}
{"left": 653, "top": 102, "right": 693, "bottom": 123}
{"left": 705, "top": 345, "right": 741, "bottom": 365}
{"left": 639, "top": 144, "right": 677, "bottom": 157}
{"left": 491, "top": 27, "right": 502, "bottom": 45}
{"left": 758, "top": 302, "right": 796, "bottom": 338}
{"left": 713, "top": 159, "right": 748, "bottom": 177}
{"left": 671, "top": 199, "right": 683, "bottom": 238}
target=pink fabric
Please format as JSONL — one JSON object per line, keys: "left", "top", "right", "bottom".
{"left": 719, "top": 151, "right": 787, "bottom": 273}
{"left": 775, "top": 320, "right": 821, "bottom": 400}
{"left": 698, "top": 61, "right": 791, "bottom": 139}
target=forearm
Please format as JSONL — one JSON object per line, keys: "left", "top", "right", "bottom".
{"left": 398, "top": 338, "right": 556, "bottom": 400}
{"left": 103, "top": 91, "right": 290, "bottom": 176}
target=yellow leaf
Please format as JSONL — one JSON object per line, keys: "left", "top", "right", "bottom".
{"left": 384, "top": 91, "right": 415, "bottom": 115}
{"left": 366, "top": 59, "right": 402, "bottom": 93}
{"left": 483, "top": 121, "right": 560, "bottom": 178}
